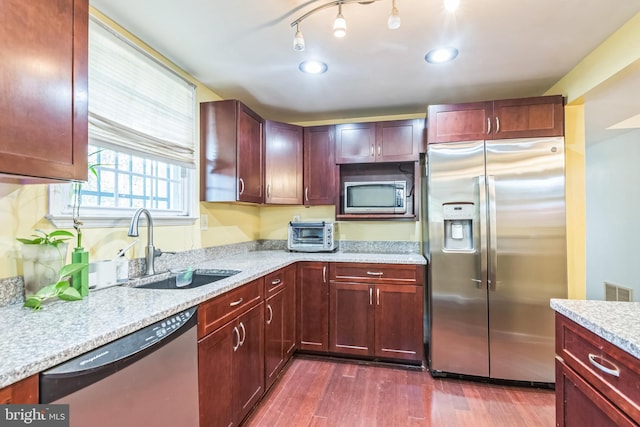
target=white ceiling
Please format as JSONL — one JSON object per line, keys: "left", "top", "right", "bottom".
{"left": 89, "top": 0, "right": 640, "bottom": 123}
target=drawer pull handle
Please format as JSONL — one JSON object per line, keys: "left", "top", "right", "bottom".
{"left": 271, "top": 279, "right": 281, "bottom": 286}
{"left": 588, "top": 353, "right": 620, "bottom": 377}
{"left": 369, "top": 287, "right": 373, "bottom": 305}
{"left": 267, "top": 304, "right": 273, "bottom": 324}
{"left": 323, "top": 266, "right": 327, "bottom": 283}
{"left": 367, "top": 271, "right": 383, "bottom": 276}
{"left": 229, "top": 298, "right": 244, "bottom": 307}
{"left": 239, "top": 322, "right": 246, "bottom": 346}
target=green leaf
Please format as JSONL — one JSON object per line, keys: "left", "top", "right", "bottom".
{"left": 58, "top": 287, "right": 82, "bottom": 301}
{"left": 16, "top": 237, "right": 41, "bottom": 245}
{"left": 59, "top": 263, "right": 87, "bottom": 278}
{"left": 55, "top": 280, "right": 71, "bottom": 292}
{"left": 35, "top": 284, "right": 59, "bottom": 299}
{"left": 48, "top": 230, "right": 74, "bottom": 239}
{"left": 24, "top": 296, "right": 43, "bottom": 310}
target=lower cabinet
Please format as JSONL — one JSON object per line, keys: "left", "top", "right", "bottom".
{"left": 198, "top": 279, "right": 265, "bottom": 427}
{"left": 264, "top": 265, "right": 296, "bottom": 389}
{"left": 297, "top": 262, "right": 329, "bottom": 352}
{"left": 329, "top": 280, "right": 424, "bottom": 363}
{"left": 0, "top": 375, "right": 38, "bottom": 404}
{"left": 555, "top": 313, "right": 639, "bottom": 427}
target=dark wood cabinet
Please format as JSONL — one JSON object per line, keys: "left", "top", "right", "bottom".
{"left": 555, "top": 313, "right": 640, "bottom": 427}
{"left": 329, "top": 263, "right": 424, "bottom": 364}
{"left": 0, "top": 0, "right": 88, "bottom": 182}
{"left": 303, "top": 125, "right": 337, "bottom": 206}
{"left": 200, "top": 100, "right": 264, "bottom": 203}
{"left": 297, "top": 262, "right": 329, "bottom": 352}
{"left": 264, "top": 265, "right": 296, "bottom": 389}
{"left": 427, "top": 95, "right": 564, "bottom": 143}
{"left": 336, "top": 120, "right": 423, "bottom": 164}
{"left": 198, "top": 278, "right": 265, "bottom": 427}
{"left": 0, "top": 375, "right": 38, "bottom": 404}
{"left": 265, "top": 121, "right": 303, "bottom": 204}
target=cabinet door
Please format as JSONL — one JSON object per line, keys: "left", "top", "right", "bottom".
{"left": 265, "top": 121, "right": 303, "bottom": 204}
{"left": 329, "top": 282, "right": 374, "bottom": 356}
{"left": 297, "top": 262, "right": 329, "bottom": 352}
{"left": 265, "top": 290, "right": 285, "bottom": 390}
{"left": 237, "top": 103, "right": 263, "bottom": 203}
{"left": 556, "top": 360, "right": 636, "bottom": 427}
{"left": 0, "top": 375, "right": 38, "bottom": 404}
{"left": 0, "top": 0, "right": 88, "bottom": 181}
{"left": 198, "top": 321, "right": 235, "bottom": 427}
{"left": 493, "top": 96, "right": 564, "bottom": 139}
{"left": 283, "top": 266, "right": 297, "bottom": 358}
{"left": 303, "top": 125, "right": 337, "bottom": 206}
{"left": 376, "top": 119, "right": 423, "bottom": 162}
{"left": 234, "top": 302, "right": 265, "bottom": 424}
{"left": 335, "top": 122, "right": 376, "bottom": 163}
{"left": 374, "top": 284, "right": 424, "bottom": 362}
{"left": 427, "top": 102, "right": 492, "bottom": 143}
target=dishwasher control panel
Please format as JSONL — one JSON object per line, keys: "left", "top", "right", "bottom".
{"left": 43, "top": 306, "right": 197, "bottom": 375}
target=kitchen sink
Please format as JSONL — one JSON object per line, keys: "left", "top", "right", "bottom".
{"left": 136, "top": 270, "right": 240, "bottom": 290}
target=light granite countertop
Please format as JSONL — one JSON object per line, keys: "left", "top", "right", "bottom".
{"left": 550, "top": 299, "right": 640, "bottom": 360}
{"left": 0, "top": 250, "right": 426, "bottom": 389}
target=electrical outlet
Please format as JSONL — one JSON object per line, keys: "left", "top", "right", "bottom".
{"left": 200, "top": 214, "right": 209, "bottom": 230}
{"left": 293, "top": 215, "right": 301, "bottom": 222}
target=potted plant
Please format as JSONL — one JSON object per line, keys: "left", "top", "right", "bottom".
{"left": 23, "top": 262, "right": 87, "bottom": 310}
{"left": 17, "top": 229, "right": 74, "bottom": 294}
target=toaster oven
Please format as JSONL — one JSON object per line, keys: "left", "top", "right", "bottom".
{"left": 287, "top": 221, "right": 337, "bottom": 252}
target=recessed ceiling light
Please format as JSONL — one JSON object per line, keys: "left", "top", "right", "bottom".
{"left": 299, "top": 60, "right": 328, "bottom": 74}
{"left": 425, "top": 47, "right": 459, "bottom": 64}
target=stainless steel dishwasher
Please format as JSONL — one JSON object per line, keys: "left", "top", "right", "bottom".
{"left": 40, "top": 306, "right": 199, "bottom": 427}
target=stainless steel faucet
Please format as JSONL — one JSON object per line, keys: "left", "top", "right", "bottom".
{"left": 128, "top": 208, "right": 156, "bottom": 276}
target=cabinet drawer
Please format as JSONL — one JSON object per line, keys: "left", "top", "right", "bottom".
{"left": 264, "top": 267, "right": 287, "bottom": 295}
{"left": 556, "top": 314, "right": 640, "bottom": 423}
{"left": 330, "top": 263, "right": 424, "bottom": 285}
{"left": 198, "top": 278, "right": 264, "bottom": 338}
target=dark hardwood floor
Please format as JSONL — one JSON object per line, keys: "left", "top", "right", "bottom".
{"left": 244, "top": 357, "right": 555, "bottom": 427}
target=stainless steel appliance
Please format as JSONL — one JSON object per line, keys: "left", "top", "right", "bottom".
{"left": 344, "top": 180, "right": 406, "bottom": 214}
{"left": 424, "top": 137, "right": 567, "bottom": 383}
{"left": 40, "top": 307, "right": 199, "bottom": 426}
{"left": 288, "top": 221, "right": 337, "bottom": 252}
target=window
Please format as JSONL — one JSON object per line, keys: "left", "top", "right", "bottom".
{"left": 49, "top": 16, "right": 196, "bottom": 227}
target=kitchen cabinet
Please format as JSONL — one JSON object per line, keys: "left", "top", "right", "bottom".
{"left": 0, "top": 375, "right": 38, "bottom": 404}
{"left": 303, "top": 125, "right": 337, "bottom": 206}
{"left": 555, "top": 313, "right": 639, "bottom": 426}
{"left": 198, "top": 278, "right": 265, "bottom": 427}
{"left": 265, "top": 121, "right": 303, "bottom": 204}
{"left": 297, "top": 262, "right": 329, "bottom": 352}
{"left": 0, "top": 0, "right": 88, "bottom": 182}
{"left": 427, "top": 95, "right": 564, "bottom": 143}
{"left": 336, "top": 119, "right": 423, "bottom": 164}
{"left": 329, "top": 263, "right": 424, "bottom": 363}
{"left": 264, "top": 265, "right": 296, "bottom": 389}
{"left": 200, "top": 100, "right": 264, "bottom": 203}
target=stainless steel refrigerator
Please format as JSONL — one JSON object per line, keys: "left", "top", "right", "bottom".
{"left": 424, "top": 137, "right": 567, "bottom": 383}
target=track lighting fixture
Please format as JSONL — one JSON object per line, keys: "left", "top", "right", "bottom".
{"left": 293, "top": 24, "right": 305, "bottom": 51}
{"left": 333, "top": 3, "right": 347, "bottom": 38}
{"left": 387, "top": 0, "right": 401, "bottom": 30}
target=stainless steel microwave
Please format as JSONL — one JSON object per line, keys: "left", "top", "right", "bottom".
{"left": 287, "top": 221, "right": 337, "bottom": 252}
{"left": 344, "top": 180, "right": 407, "bottom": 214}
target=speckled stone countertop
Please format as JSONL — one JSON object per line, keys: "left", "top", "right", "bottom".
{"left": 0, "top": 250, "right": 425, "bottom": 389}
{"left": 550, "top": 299, "right": 640, "bottom": 359}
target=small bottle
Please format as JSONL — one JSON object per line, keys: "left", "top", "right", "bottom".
{"left": 115, "top": 252, "right": 129, "bottom": 283}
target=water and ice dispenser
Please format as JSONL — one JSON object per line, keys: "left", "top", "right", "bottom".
{"left": 442, "top": 203, "right": 474, "bottom": 252}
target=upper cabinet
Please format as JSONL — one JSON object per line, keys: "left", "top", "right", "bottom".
{"left": 264, "top": 121, "right": 303, "bottom": 205}
{"left": 303, "top": 125, "right": 337, "bottom": 206}
{"left": 200, "top": 100, "right": 264, "bottom": 203}
{"left": 0, "top": 0, "right": 88, "bottom": 182}
{"left": 427, "top": 95, "right": 564, "bottom": 143}
{"left": 336, "top": 119, "right": 424, "bottom": 164}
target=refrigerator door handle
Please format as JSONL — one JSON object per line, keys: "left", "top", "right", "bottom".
{"left": 477, "top": 175, "right": 488, "bottom": 290}
{"left": 487, "top": 175, "right": 498, "bottom": 291}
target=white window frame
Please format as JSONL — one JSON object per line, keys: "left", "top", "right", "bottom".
{"left": 48, "top": 15, "right": 198, "bottom": 228}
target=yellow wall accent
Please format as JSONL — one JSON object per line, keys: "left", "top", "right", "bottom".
{"left": 293, "top": 112, "right": 425, "bottom": 127}
{"left": 563, "top": 105, "right": 586, "bottom": 299}
{"left": 546, "top": 12, "right": 640, "bottom": 103}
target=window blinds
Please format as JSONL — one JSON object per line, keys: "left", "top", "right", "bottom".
{"left": 88, "top": 18, "right": 196, "bottom": 168}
